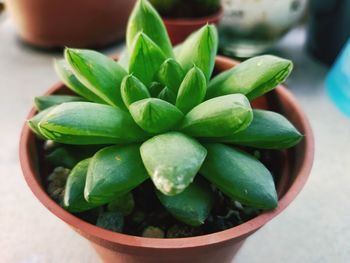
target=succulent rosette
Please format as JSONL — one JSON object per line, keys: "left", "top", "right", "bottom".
{"left": 28, "top": 0, "right": 301, "bottom": 227}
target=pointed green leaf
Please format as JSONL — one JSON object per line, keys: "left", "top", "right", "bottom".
{"left": 64, "top": 159, "right": 98, "bottom": 212}
{"left": 121, "top": 74, "right": 150, "bottom": 108}
{"left": 176, "top": 24, "right": 218, "bottom": 82}
{"left": 200, "top": 144, "right": 278, "bottom": 210}
{"left": 217, "top": 110, "right": 303, "bottom": 149}
{"left": 180, "top": 94, "right": 253, "bottom": 137}
{"left": 176, "top": 66, "right": 207, "bottom": 114}
{"left": 158, "top": 87, "right": 176, "bottom": 104}
{"left": 85, "top": 145, "right": 149, "bottom": 205}
{"left": 156, "top": 179, "right": 215, "bottom": 226}
{"left": 129, "top": 33, "right": 167, "bottom": 87}
{"left": 207, "top": 55, "right": 293, "bottom": 100}
{"left": 140, "top": 132, "right": 207, "bottom": 195}
{"left": 126, "top": 0, "right": 173, "bottom": 57}
{"left": 107, "top": 192, "right": 135, "bottom": 216}
{"left": 129, "top": 98, "right": 184, "bottom": 134}
{"left": 157, "top": 58, "right": 185, "bottom": 93}
{"left": 65, "top": 48, "right": 127, "bottom": 108}
{"left": 34, "top": 95, "right": 86, "bottom": 111}
{"left": 54, "top": 59, "right": 105, "bottom": 104}
{"left": 39, "top": 102, "right": 148, "bottom": 145}
{"left": 28, "top": 107, "right": 58, "bottom": 138}
{"left": 148, "top": 82, "right": 164, "bottom": 97}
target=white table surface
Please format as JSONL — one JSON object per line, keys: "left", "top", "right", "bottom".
{"left": 1, "top": 16, "right": 350, "bottom": 263}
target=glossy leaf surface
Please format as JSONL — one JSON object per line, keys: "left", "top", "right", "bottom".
{"left": 140, "top": 132, "right": 207, "bottom": 195}
{"left": 200, "top": 144, "right": 278, "bottom": 209}
{"left": 28, "top": 107, "right": 54, "bottom": 137}
{"left": 85, "top": 145, "right": 149, "bottom": 205}
{"left": 207, "top": 55, "right": 293, "bottom": 100}
{"left": 176, "top": 24, "right": 218, "bottom": 82}
{"left": 65, "top": 48, "right": 127, "bottom": 108}
{"left": 54, "top": 59, "right": 105, "bottom": 104}
{"left": 180, "top": 94, "right": 253, "bottom": 137}
{"left": 129, "top": 98, "right": 183, "bottom": 134}
{"left": 121, "top": 74, "right": 150, "bottom": 108}
{"left": 64, "top": 158, "right": 97, "bottom": 212}
{"left": 129, "top": 33, "right": 167, "bottom": 87}
{"left": 126, "top": 0, "right": 173, "bottom": 57}
{"left": 176, "top": 66, "right": 207, "bottom": 114}
{"left": 157, "top": 58, "right": 184, "bottom": 93}
{"left": 218, "top": 110, "right": 303, "bottom": 149}
{"left": 39, "top": 102, "right": 148, "bottom": 145}
{"left": 34, "top": 95, "right": 85, "bottom": 111}
{"left": 156, "top": 179, "right": 215, "bottom": 226}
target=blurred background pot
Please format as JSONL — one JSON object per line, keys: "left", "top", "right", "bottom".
{"left": 219, "top": 0, "right": 308, "bottom": 58}
{"left": 5, "top": 0, "right": 136, "bottom": 49}
{"left": 306, "top": 0, "right": 350, "bottom": 66}
{"left": 163, "top": 9, "right": 223, "bottom": 46}
{"left": 149, "top": 0, "right": 223, "bottom": 45}
{"left": 0, "top": 0, "right": 6, "bottom": 23}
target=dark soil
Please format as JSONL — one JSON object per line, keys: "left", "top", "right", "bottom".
{"left": 41, "top": 137, "right": 285, "bottom": 238}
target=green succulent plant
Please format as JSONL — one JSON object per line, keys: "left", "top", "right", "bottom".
{"left": 28, "top": 0, "right": 302, "bottom": 228}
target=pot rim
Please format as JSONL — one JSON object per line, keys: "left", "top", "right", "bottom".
{"left": 19, "top": 55, "right": 314, "bottom": 250}
{"left": 162, "top": 6, "right": 223, "bottom": 26}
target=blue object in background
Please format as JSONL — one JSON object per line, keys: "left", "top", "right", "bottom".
{"left": 326, "top": 39, "right": 350, "bottom": 117}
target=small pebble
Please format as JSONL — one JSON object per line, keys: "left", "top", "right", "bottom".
{"left": 253, "top": 150, "right": 261, "bottom": 159}
{"left": 47, "top": 167, "right": 70, "bottom": 205}
{"left": 43, "top": 140, "right": 56, "bottom": 151}
{"left": 130, "top": 210, "right": 146, "bottom": 225}
{"left": 142, "top": 226, "right": 165, "bottom": 238}
{"left": 205, "top": 210, "right": 242, "bottom": 233}
{"left": 233, "top": 200, "right": 244, "bottom": 210}
{"left": 96, "top": 211, "right": 124, "bottom": 232}
{"left": 166, "top": 224, "right": 202, "bottom": 238}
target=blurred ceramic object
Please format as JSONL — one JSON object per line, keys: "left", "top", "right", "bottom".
{"left": 306, "top": 0, "right": 350, "bottom": 65}
{"left": 219, "top": 0, "right": 307, "bottom": 58}
{"left": 5, "top": 0, "right": 136, "bottom": 49}
{"left": 149, "top": 0, "right": 223, "bottom": 45}
{"left": 164, "top": 8, "right": 223, "bottom": 45}
{"left": 326, "top": 39, "right": 350, "bottom": 117}
{"left": 0, "top": 1, "right": 6, "bottom": 23}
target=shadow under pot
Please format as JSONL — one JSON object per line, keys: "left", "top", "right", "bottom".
{"left": 5, "top": 0, "right": 136, "bottom": 49}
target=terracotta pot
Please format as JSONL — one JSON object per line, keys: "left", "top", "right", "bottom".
{"left": 5, "top": 0, "right": 136, "bottom": 48}
{"left": 19, "top": 56, "right": 314, "bottom": 263}
{"left": 164, "top": 7, "right": 223, "bottom": 46}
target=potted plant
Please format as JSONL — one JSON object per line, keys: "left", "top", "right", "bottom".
{"left": 20, "top": 0, "right": 314, "bottom": 262}
{"left": 148, "top": 0, "right": 223, "bottom": 45}
{"left": 5, "top": 0, "right": 136, "bottom": 48}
